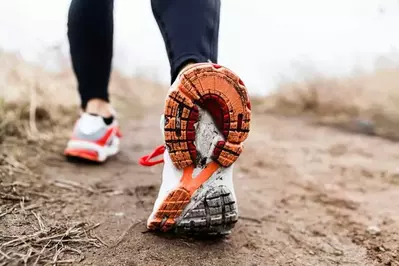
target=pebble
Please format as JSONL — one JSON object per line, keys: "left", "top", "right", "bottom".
{"left": 366, "top": 225, "right": 381, "bottom": 235}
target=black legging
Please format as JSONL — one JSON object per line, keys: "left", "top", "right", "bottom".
{"left": 67, "top": 0, "right": 221, "bottom": 109}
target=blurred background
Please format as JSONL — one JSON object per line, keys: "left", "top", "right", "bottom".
{"left": 1, "top": 0, "right": 399, "bottom": 96}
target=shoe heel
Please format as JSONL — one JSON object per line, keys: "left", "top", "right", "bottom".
{"left": 164, "top": 63, "right": 251, "bottom": 169}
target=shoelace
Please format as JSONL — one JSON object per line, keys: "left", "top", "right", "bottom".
{"left": 139, "top": 145, "right": 165, "bottom": 166}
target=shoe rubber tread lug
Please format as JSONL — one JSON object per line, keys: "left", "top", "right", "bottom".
{"left": 175, "top": 185, "right": 238, "bottom": 235}
{"left": 148, "top": 186, "right": 237, "bottom": 235}
{"left": 164, "top": 63, "right": 251, "bottom": 169}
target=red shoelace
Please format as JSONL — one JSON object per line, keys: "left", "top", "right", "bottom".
{"left": 139, "top": 145, "right": 165, "bottom": 166}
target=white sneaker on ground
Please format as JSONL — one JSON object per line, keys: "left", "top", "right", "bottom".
{"left": 64, "top": 109, "right": 122, "bottom": 163}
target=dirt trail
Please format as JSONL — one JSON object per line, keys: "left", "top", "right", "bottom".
{"left": 24, "top": 107, "right": 397, "bottom": 266}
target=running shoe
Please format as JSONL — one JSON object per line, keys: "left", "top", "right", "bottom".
{"left": 139, "top": 63, "right": 251, "bottom": 235}
{"left": 64, "top": 110, "right": 122, "bottom": 162}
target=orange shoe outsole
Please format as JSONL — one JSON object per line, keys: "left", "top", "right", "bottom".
{"left": 164, "top": 63, "right": 251, "bottom": 169}
{"left": 64, "top": 149, "right": 101, "bottom": 162}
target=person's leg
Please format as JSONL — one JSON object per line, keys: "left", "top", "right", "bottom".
{"left": 65, "top": 0, "right": 121, "bottom": 163}
{"left": 145, "top": 1, "right": 252, "bottom": 235}
{"left": 151, "top": 0, "right": 220, "bottom": 83}
{"left": 67, "top": 0, "right": 114, "bottom": 117}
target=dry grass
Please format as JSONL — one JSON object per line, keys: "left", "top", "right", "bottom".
{"left": 0, "top": 178, "right": 126, "bottom": 265}
{"left": 0, "top": 52, "right": 166, "bottom": 139}
{"left": 257, "top": 67, "right": 399, "bottom": 140}
{"left": 0, "top": 138, "right": 101, "bottom": 265}
{"left": 0, "top": 214, "right": 102, "bottom": 265}
{"left": 0, "top": 51, "right": 166, "bottom": 265}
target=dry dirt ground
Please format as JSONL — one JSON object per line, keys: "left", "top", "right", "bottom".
{"left": 2, "top": 56, "right": 399, "bottom": 265}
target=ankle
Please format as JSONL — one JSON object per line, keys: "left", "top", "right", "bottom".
{"left": 85, "top": 99, "right": 113, "bottom": 118}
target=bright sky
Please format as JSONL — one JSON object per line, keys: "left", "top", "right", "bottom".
{"left": 1, "top": 0, "right": 399, "bottom": 95}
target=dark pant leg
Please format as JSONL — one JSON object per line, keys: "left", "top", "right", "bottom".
{"left": 67, "top": 0, "right": 114, "bottom": 109}
{"left": 151, "top": 0, "right": 221, "bottom": 83}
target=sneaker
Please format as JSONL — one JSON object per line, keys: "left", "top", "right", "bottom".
{"left": 139, "top": 63, "right": 251, "bottom": 235}
{"left": 64, "top": 111, "right": 122, "bottom": 163}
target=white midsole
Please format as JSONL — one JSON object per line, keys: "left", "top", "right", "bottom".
{"left": 66, "top": 137, "right": 120, "bottom": 162}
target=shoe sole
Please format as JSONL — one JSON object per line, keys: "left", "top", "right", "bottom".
{"left": 164, "top": 63, "right": 251, "bottom": 169}
{"left": 147, "top": 63, "right": 251, "bottom": 234}
{"left": 64, "top": 137, "right": 120, "bottom": 163}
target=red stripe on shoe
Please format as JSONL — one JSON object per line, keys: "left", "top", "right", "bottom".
{"left": 71, "top": 127, "right": 118, "bottom": 146}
